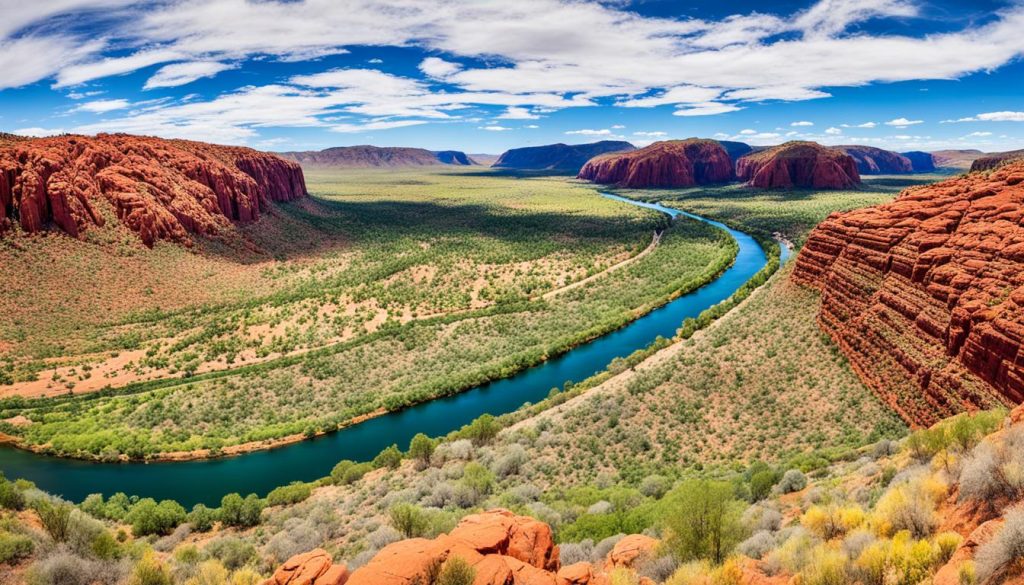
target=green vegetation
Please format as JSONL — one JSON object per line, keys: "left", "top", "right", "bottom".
{"left": 2, "top": 169, "right": 737, "bottom": 459}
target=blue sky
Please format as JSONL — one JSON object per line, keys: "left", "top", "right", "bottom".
{"left": 1, "top": 0, "right": 1023, "bottom": 154}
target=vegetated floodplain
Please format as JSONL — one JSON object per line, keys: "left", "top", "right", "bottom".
{"left": 0, "top": 168, "right": 737, "bottom": 460}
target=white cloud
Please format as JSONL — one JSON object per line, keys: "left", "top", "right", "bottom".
{"left": 633, "top": 131, "right": 667, "bottom": 137}
{"left": 144, "top": 61, "right": 236, "bottom": 89}
{"left": 368, "top": 58, "right": 383, "bottom": 64}
{"left": 791, "top": 121, "right": 814, "bottom": 127}
{"left": 842, "top": 121, "right": 877, "bottom": 128}
{"left": 419, "top": 57, "right": 462, "bottom": 78}
{"left": 964, "top": 131, "right": 993, "bottom": 137}
{"left": 72, "top": 98, "right": 131, "bottom": 113}
{"left": 566, "top": 129, "right": 612, "bottom": 135}
{"left": 825, "top": 126, "right": 842, "bottom": 135}
{"left": 673, "top": 102, "right": 743, "bottom": 117}
{"left": 947, "top": 111, "right": 1024, "bottom": 123}
{"left": 330, "top": 120, "right": 427, "bottom": 133}
{"left": 739, "top": 129, "right": 757, "bottom": 135}
{"left": 611, "top": 124, "right": 625, "bottom": 129}
{"left": 11, "top": 127, "right": 65, "bottom": 137}
{"left": 479, "top": 125, "right": 511, "bottom": 131}
{"left": 496, "top": 107, "right": 539, "bottom": 120}
{"left": 885, "top": 117, "right": 923, "bottom": 127}
{"left": 524, "top": 124, "right": 539, "bottom": 129}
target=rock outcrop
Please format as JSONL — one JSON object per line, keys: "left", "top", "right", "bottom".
{"left": 901, "top": 151, "right": 937, "bottom": 173}
{"left": 0, "top": 133, "right": 306, "bottom": 246}
{"left": 434, "top": 150, "right": 475, "bottom": 165}
{"left": 971, "top": 149, "right": 1024, "bottom": 173}
{"left": 493, "top": 141, "right": 635, "bottom": 172}
{"left": 717, "top": 140, "right": 753, "bottom": 162}
{"left": 264, "top": 509, "right": 663, "bottom": 585}
{"left": 280, "top": 145, "right": 470, "bottom": 168}
{"left": 835, "top": 145, "right": 913, "bottom": 175}
{"left": 264, "top": 549, "right": 348, "bottom": 585}
{"left": 931, "top": 150, "right": 986, "bottom": 170}
{"left": 736, "top": 142, "right": 860, "bottom": 189}
{"left": 792, "top": 162, "right": 1024, "bottom": 425}
{"left": 577, "top": 139, "right": 733, "bottom": 188}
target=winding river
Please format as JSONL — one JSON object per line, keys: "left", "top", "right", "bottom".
{"left": 0, "top": 194, "right": 785, "bottom": 507}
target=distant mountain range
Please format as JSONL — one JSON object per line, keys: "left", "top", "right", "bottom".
{"left": 492, "top": 141, "right": 635, "bottom": 171}
{"left": 279, "top": 145, "right": 477, "bottom": 168}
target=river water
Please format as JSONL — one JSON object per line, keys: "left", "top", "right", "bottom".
{"left": 0, "top": 194, "right": 784, "bottom": 507}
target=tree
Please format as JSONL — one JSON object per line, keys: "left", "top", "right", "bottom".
{"left": 330, "top": 460, "right": 355, "bottom": 484}
{"left": 188, "top": 504, "right": 218, "bottom": 532}
{"left": 125, "top": 498, "right": 186, "bottom": 536}
{"left": 409, "top": 433, "right": 436, "bottom": 466}
{"left": 34, "top": 499, "right": 73, "bottom": 542}
{"left": 220, "top": 493, "right": 265, "bottom": 527}
{"left": 749, "top": 470, "right": 781, "bottom": 502}
{"left": 373, "top": 444, "right": 403, "bottom": 470}
{"left": 661, "top": 480, "right": 746, "bottom": 564}
{"left": 463, "top": 414, "right": 499, "bottom": 445}
{"left": 389, "top": 503, "right": 429, "bottom": 538}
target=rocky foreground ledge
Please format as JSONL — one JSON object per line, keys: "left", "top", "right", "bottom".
{"left": 0, "top": 133, "right": 307, "bottom": 246}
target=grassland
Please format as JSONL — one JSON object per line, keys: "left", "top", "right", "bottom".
{"left": 0, "top": 169, "right": 737, "bottom": 459}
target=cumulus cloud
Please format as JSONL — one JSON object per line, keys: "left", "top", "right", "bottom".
{"left": 496, "top": 107, "right": 540, "bottom": 120}
{"left": 947, "top": 111, "right": 1024, "bottom": 123}
{"left": 419, "top": 57, "right": 462, "bottom": 78}
{"left": 72, "top": 98, "right": 131, "bottom": 113}
{"left": 825, "top": 126, "right": 842, "bottom": 135}
{"left": 791, "top": 121, "right": 814, "bottom": 127}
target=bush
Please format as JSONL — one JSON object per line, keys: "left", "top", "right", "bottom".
{"left": 0, "top": 531, "right": 33, "bottom": 563}
{"left": 188, "top": 504, "right": 218, "bottom": 532}
{"left": 492, "top": 445, "right": 528, "bottom": 478}
{"left": 0, "top": 476, "right": 26, "bottom": 510}
{"left": 737, "top": 531, "right": 775, "bottom": 560}
{"left": 461, "top": 414, "right": 499, "bottom": 445}
{"left": 872, "top": 475, "right": 944, "bottom": 538}
{"left": 749, "top": 471, "right": 780, "bottom": 502}
{"left": 219, "top": 493, "right": 264, "bottom": 528}
{"left": 125, "top": 499, "right": 186, "bottom": 536}
{"left": 662, "top": 480, "right": 746, "bottom": 564}
{"left": 373, "top": 444, "right": 403, "bottom": 470}
{"left": 128, "top": 550, "right": 172, "bottom": 585}
{"left": 776, "top": 470, "right": 807, "bottom": 494}
{"left": 640, "top": 475, "right": 671, "bottom": 499}
{"left": 205, "top": 536, "right": 258, "bottom": 570}
{"left": 461, "top": 463, "right": 495, "bottom": 497}
{"left": 330, "top": 460, "right": 356, "bottom": 484}
{"left": 26, "top": 549, "right": 105, "bottom": 585}
{"left": 389, "top": 503, "right": 429, "bottom": 538}
{"left": 800, "top": 546, "right": 848, "bottom": 585}
{"left": 187, "top": 560, "right": 229, "bottom": 585}
{"left": 35, "top": 499, "right": 74, "bottom": 542}
{"left": 559, "top": 540, "right": 595, "bottom": 565}
{"left": 437, "top": 556, "right": 476, "bottom": 585}
{"left": 974, "top": 505, "right": 1024, "bottom": 583}
{"left": 408, "top": 433, "right": 436, "bottom": 466}
{"left": 267, "top": 482, "right": 313, "bottom": 507}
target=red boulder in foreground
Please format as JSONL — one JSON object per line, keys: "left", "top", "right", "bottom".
{"left": 264, "top": 549, "right": 348, "bottom": 585}
{"left": 577, "top": 139, "right": 733, "bottom": 188}
{"left": 0, "top": 133, "right": 307, "bottom": 246}
{"left": 792, "top": 161, "right": 1024, "bottom": 425}
{"left": 736, "top": 141, "right": 860, "bottom": 189}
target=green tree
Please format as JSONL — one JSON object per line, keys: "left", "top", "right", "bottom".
{"left": 188, "top": 504, "right": 218, "bottom": 532}
{"left": 267, "top": 482, "right": 313, "bottom": 507}
{"left": 34, "top": 499, "right": 73, "bottom": 542}
{"left": 125, "top": 498, "right": 186, "bottom": 536}
{"left": 463, "top": 414, "right": 499, "bottom": 445}
{"left": 373, "top": 444, "right": 403, "bottom": 470}
{"left": 220, "top": 493, "right": 264, "bottom": 527}
{"left": 749, "top": 470, "right": 781, "bottom": 502}
{"left": 330, "top": 460, "right": 355, "bottom": 484}
{"left": 661, "top": 480, "right": 746, "bottom": 564}
{"left": 389, "top": 503, "right": 429, "bottom": 538}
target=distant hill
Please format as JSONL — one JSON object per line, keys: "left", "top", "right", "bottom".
{"left": 931, "top": 149, "right": 986, "bottom": 170}
{"left": 717, "top": 140, "right": 753, "bottom": 161}
{"left": 578, "top": 139, "right": 733, "bottom": 188}
{"left": 468, "top": 153, "right": 500, "bottom": 167}
{"left": 834, "top": 145, "right": 913, "bottom": 174}
{"left": 280, "top": 145, "right": 476, "bottom": 168}
{"left": 736, "top": 141, "right": 860, "bottom": 189}
{"left": 493, "top": 141, "right": 635, "bottom": 172}
{"left": 900, "top": 151, "right": 936, "bottom": 172}
{"left": 970, "top": 148, "right": 1024, "bottom": 172}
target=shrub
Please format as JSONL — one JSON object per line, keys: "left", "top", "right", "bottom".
{"left": 90, "top": 530, "right": 121, "bottom": 560}
{"left": 205, "top": 537, "right": 257, "bottom": 570}
{"left": 559, "top": 540, "right": 594, "bottom": 565}
{"left": 749, "top": 471, "right": 780, "bottom": 502}
{"left": 491, "top": 445, "right": 528, "bottom": 478}
{"left": 461, "top": 414, "right": 499, "bottom": 445}
{"left": 640, "top": 475, "right": 671, "bottom": 499}
{"left": 219, "top": 493, "right": 264, "bottom": 528}
{"left": 128, "top": 550, "right": 172, "bottom": 585}
{"left": 665, "top": 561, "right": 711, "bottom": 585}
{"left": 0, "top": 476, "right": 26, "bottom": 510}
{"left": 934, "top": 531, "right": 962, "bottom": 564}
{"left": 737, "top": 531, "right": 775, "bottom": 559}
{"left": 437, "top": 556, "right": 475, "bottom": 585}
{"left": 433, "top": 439, "right": 475, "bottom": 464}
{"left": 776, "top": 470, "right": 807, "bottom": 494}
{"left": 35, "top": 499, "right": 73, "bottom": 542}
{"left": 872, "top": 475, "right": 944, "bottom": 538}
{"left": 267, "top": 482, "right": 313, "bottom": 507}
{"left": 0, "top": 531, "right": 33, "bottom": 563}
{"left": 461, "top": 463, "right": 495, "bottom": 497}
{"left": 408, "top": 433, "right": 436, "bottom": 466}
{"left": 373, "top": 444, "right": 403, "bottom": 470}
{"left": 662, "top": 480, "right": 746, "bottom": 564}
{"left": 125, "top": 499, "right": 186, "bottom": 537}
{"left": 638, "top": 553, "right": 679, "bottom": 582}
{"left": 389, "top": 503, "right": 429, "bottom": 538}
{"left": 26, "top": 549, "right": 104, "bottom": 585}
{"left": 340, "top": 463, "right": 373, "bottom": 485}
{"left": 188, "top": 560, "right": 229, "bottom": 585}
{"left": 330, "top": 460, "right": 356, "bottom": 484}
{"left": 974, "top": 505, "right": 1024, "bottom": 583}
{"left": 188, "top": 504, "right": 218, "bottom": 532}
{"left": 800, "top": 546, "right": 848, "bottom": 585}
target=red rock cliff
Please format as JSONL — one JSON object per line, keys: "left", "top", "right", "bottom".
{"left": 577, "top": 139, "right": 733, "bottom": 188}
{"left": 737, "top": 141, "right": 860, "bottom": 190}
{"left": 792, "top": 162, "right": 1024, "bottom": 425}
{"left": 0, "top": 133, "right": 307, "bottom": 246}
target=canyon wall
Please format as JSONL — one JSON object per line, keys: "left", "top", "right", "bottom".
{"left": 0, "top": 133, "right": 306, "bottom": 246}
{"left": 793, "top": 162, "right": 1024, "bottom": 425}
{"left": 577, "top": 139, "right": 733, "bottom": 188}
{"left": 835, "top": 145, "right": 914, "bottom": 175}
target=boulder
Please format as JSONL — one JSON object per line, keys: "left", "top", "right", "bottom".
{"left": 792, "top": 161, "right": 1024, "bottom": 425}
{"left": 577, "top": 139, "right": 733, "bottom": 188}
{"left": 264, "top": 549, "right": 348, "bottom": 585}
{"left": 604, "top": 535, "right": 659, "bottom": 570}
{"left": 736, "top": 141, "right": 860, "bottom": 190}
{"left": 0, "top": 133, "right": 306, "bottom": 246}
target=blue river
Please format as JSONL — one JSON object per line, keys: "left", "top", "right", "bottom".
{"left": 0, "top": 194, "right": 786, "bottom": 507}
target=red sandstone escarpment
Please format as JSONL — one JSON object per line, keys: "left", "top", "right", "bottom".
{"left": 793, "top": 162, "right": 1024, "bottom": 425}
{"left": 0, "top": 133, "right": 307, "bottom": 246}
{"left": 736, "top": 141, "right": 860, "bottom": 189}
{"left": 835, "top": 145, "right": 914, "bottom": 175}
{"left": 577, "top": 139, "right": 733, "bottom": 188}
